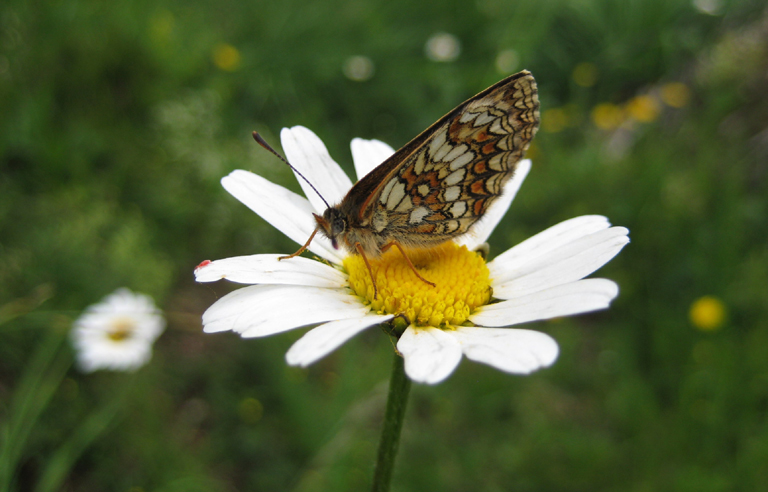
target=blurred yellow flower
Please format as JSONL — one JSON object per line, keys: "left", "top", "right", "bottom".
{"left": 238, "top": 397, "right": 264, "bottom": 424}
{"left": 149, "top": 10, "right": 174, "bottom": 45}
{"left": 541, "top": 107, "right": 569, "bottom": 133}
{"left": 591, "top": 103, "right": 625, "bottom": 130}
{"left": 626, "top": 95, "right": 661, "bottom": 123}
{"left": 689, "top": 296, "right": 726, "bottom": 331}
{"left": 572, "top": 62, "right": 598, "bottom": 87}
{"left": 213, "top": 43, "right": 241, "bottom": 71}
{"left": 661, "top": 82, "right": 691, "bottom": 108}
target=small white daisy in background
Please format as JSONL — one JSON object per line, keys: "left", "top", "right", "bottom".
{"left": 495, "top": 49, "right": 520, "bottom": 75}
{"left": 692, "top": 0, "right": 722, "bottom": 16}
{"left": 71, "top": 288, "right": 166, "bottom": 373}
{"left": 196, "top": 126, "right": 629, "bottom": 384}
{"left": 424, "top": 32, "right": 461, "bottom": 62}
{"left": 343, "top": 55, "right": 375, "bottom": 82}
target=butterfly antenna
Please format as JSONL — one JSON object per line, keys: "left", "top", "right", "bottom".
{"left": 252, "top": 132, "right": 331, "bottom": 209}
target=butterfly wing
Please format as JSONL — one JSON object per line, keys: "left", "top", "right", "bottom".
{"left": 342, "top": 70, "right": 540, "bottom": 249}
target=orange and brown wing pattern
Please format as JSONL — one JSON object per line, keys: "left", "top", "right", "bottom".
{"left": 365, "top": 71, "right": 539, "bottom": 248}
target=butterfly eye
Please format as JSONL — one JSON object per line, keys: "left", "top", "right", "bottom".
{"left": 321, "top": 208, "right": 347, "bottom": 239}
{"left": 331, "top": 216, "right": 346, "bottom": 236}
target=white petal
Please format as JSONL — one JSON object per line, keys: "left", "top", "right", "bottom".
{"left": 397, "top": 326, "right": 463, "bottom": 384}
{"left": 489, "top": 215, "right": 612, "bottom": 274}
{"left": 457, "top": 159, "right": 531, "bottom": 250}
{"left": 350, "top": 138, "right": 395, "bottom": 180}
{"left": 201, "top": 285, "right": 368, "bottom": 337}
{"left": 452, "top": 327, "right": 558, "bottom": 374}
{"left": 89, "top": 288, "right": 158, "bottom": 319}
{"left": 281, "top": 126, "right": 353, "bottom": 214}
{"left": 285, "top": 314, "right": 394, "bottom": 367}
{"left": 194, "top": 254, "right": 346, "bottom": 288}
{"left": 469, "top": 278, "right": 619, "bottom": 327}
{"left": 221, "top": 170, "right": 344, "bottom": 264}
{"left": 75, "top": 340, "right": 152, "bottom": 373}
{"left": 492, "top": 227, "right": 629, "bottom": 298}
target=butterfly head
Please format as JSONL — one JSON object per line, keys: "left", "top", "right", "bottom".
{"left": 314, "top": 207, "right": 347, "bottom": 250}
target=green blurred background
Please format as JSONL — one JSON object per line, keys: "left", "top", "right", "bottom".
{"left": 2, "top": 0, "right": 767, "bottom": 490}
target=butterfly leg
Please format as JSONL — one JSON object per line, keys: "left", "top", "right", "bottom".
{"left": 381, "top": 241, "right": 436, "bottom": 288}
{"left": 279, "top": 227, "right": 319, "bottom": 260}
{"left": 354, "top": 242, "right": 380, "bottom": 300}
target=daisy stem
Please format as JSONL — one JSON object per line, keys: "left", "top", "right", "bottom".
{"left": 371, "top": 352, "right": 411, "bottom": 492}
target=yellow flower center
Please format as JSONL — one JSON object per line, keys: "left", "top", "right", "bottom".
{"left": 108, "top": 317, "right": 136, "bottom": 341}
{"left": 344, "top": 242, "right": 492, "bottom": 328}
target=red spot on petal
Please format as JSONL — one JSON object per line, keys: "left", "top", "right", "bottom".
{"left": 195, "top": 260, "right": 212, "bottom": 271}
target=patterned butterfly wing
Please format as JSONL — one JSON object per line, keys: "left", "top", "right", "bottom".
{"left": 339, "top": 70, "right": 539, "bottom": 254}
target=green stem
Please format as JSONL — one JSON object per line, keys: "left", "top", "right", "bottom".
{"left": 371, "top": 352, "right": 411, "bottom": 492}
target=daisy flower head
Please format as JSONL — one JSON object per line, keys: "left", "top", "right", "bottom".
{"left": 71, "top": 288, "right": 166, "bottom": 373}
{"left": 196, "top": 126, "right": 629, "bottom": 384}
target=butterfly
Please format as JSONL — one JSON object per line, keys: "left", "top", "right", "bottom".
{"left": 256, "top": 70, "right": 540, "bottom": 296}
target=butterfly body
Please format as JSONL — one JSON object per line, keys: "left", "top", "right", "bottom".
{"left": 313, "top": 70, "right": 540, "bottom": 259}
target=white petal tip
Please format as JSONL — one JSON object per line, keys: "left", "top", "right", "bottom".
{"left": 455, "top": 327, "right": 559, "bottom": 375}
{"left": 398, "top": 327, "right": 463, "bottom": 385}
{"left": 221, "top": 169, "right": 249, "bottom": 186}
{"left": 194, "top": 260, "right": 216, "bottom": 281}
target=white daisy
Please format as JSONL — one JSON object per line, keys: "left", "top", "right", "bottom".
{"left": 71, "top": 288, "right": 166, "bottom": 373}
{"left": 196, "top": 126, "right": 629, "bottom": 384}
